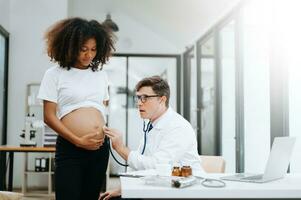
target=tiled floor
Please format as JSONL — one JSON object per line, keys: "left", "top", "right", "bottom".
{"left": 15, "top": 177, "right": 120, "bottom": 200}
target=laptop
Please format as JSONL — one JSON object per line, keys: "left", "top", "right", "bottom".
{"left": 221, "top": 137, "right": 296, "bottom": 183}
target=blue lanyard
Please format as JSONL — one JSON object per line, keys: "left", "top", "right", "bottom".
{"left": 141, "top": 121, "right": 152, "bottom": 155}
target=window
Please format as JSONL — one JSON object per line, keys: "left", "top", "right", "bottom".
{"left": 197, "top": 35, "right": 218, "bottom": 155}
{"left": 183, "top": 47, "right": 198, "bottom": 134}
{"left": 242, "top": 1, "right": 271, "bottom": 173}
{"left": 219, "top": 19, "right": 236, "bottom": 172}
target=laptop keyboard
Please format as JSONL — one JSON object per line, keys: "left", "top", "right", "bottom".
{"left": 242, "top": 174, "right": 263, "bottom": 180}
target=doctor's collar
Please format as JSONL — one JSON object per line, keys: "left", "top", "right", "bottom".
{"left": 150, "top": 107, "right": 172, "bottom": 129}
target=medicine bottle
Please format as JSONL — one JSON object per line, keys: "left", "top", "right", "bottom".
{"left": 181, "top": 166, "right": 192, "bottom": 177}
{"left": 172, "top": 166, "right": 181, "bottom": 176}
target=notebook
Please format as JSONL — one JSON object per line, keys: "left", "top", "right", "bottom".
{"left": 221, "top": 137, "right": 296, "bottom": 183}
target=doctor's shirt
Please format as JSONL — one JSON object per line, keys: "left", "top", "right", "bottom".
{"left": 128, "top": 107, "right": 204, "bottom": 173}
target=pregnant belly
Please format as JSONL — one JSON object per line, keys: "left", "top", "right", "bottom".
{"left": 61, "top": 107, "right": 105, "bottom": 139}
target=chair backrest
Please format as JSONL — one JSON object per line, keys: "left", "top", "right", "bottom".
{"left": 200, "top": 155, "right": 226, "bottom": 173}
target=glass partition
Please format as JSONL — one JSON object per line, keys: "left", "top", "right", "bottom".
{"left": 242, "top": 2, "right": 271, "bottom": 173}
{"left": 103, "top": 55, "right": 179, "bottom": 174}
{"left": 219, "top": 20, "right": 236, "bottom": 172}
{"left": 283, "top": 1, "right": 301, "bottom": 173}
{"left": 103, "top": 57, "right": 127, "bottom": 174}
{"left": 201, "top": 37, "right": 214, "bottom": 56}
{"left": 127, "top": 57, "right": 177, "bottom": 151}
{"left": 197, "top": 35, "right": 217, "bottom": 155}
{"left": 189, "top": 50, "right": 197, "bottom": 134}
{"left": 183, "top": 47, "right": 197, "bottom": 134}
{"left": 199, "top": 57, "right": 216, "bottom": 155}
{"left": 289, "top": 52, "right": 301, "bottom": 173}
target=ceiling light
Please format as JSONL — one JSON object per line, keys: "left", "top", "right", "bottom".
{"left": 103, "top": 14, "right": 119, "bottom": 32}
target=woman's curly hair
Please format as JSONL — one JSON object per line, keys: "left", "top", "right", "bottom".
{"left": 44, "top": 17, "right": 115, "bottom": 71}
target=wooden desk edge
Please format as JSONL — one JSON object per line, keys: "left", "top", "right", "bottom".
{"left": 0, "top": 146, "right": 55, "bottom": 152}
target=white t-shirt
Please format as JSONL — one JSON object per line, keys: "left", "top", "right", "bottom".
{"left": 38, "top": 65, "right": 109, "bottom": 119}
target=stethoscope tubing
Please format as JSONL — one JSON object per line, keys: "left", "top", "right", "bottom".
{"left": 109, "top": 120, "right": 151, "bottom": 167}
{"left": 141, "top": 120, "right": 152, "bottom": 155}
{"left": 201, "top": 178, "right": 226, "bottom": 188}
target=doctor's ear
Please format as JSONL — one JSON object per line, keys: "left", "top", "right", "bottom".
{"left": 160, "top": 96, "right": 167, "bottom": 104}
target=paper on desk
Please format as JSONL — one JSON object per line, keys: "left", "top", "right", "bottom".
{"left": 119, "top": 169, "right": 157, "bottom": 177}
{"left": 120, "top": 169, "right": 207, "bottom": 178}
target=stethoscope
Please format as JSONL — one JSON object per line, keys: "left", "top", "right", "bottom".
{"left": 109, "top": 120, "right": 152, "bottom": 167}
{"left": 200, "top": 178, "right": 226, "bottom": 188}
{"left": 193, "top": 175, "right": 226, "bottom": 188}
{"left": 141, "top": 120, "right": 152, "bottom": 155}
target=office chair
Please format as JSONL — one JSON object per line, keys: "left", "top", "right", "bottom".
{"left": 200, "top": 155, "right": 226, "bottom": 173}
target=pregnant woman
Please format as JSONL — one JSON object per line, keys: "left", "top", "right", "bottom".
{"left": 38, "top": 17, "right": 115, "bottom": 200}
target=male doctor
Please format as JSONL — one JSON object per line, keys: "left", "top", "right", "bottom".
{"left": 101, "top": 76, "right": 203, "bottom": 199}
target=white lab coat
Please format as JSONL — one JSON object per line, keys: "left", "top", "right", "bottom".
{"left": 128, "top": 107, "right": 204, "bottom": 173}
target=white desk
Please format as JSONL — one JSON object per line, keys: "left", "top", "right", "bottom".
{"left": 121, "top": 173, "right": 301, "bottom": 199}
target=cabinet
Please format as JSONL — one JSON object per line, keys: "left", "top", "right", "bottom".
{"left": 0, "top": 146, "right": 55, "bottom": 195}
{"left": 22, "top": 84, "right": 56, "bottom": 196}
{"left": 22, "top": 151, "right": 55, "bottom": 197}
{"left": 26, "top": 83, "right": 57, "bottom": 147}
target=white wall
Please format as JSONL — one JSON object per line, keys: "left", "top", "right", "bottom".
{"left": 113, "top": 13, "right": 178, "bottom": 54}
{"left": 7, "top": 0, "right": 68, "bottom": 188}
{"left": 5, "top": 0, "right": 178, "bottom": 189}
{"left": 67, "top": 12, "right": 179, "bottom": 54}
{"left": 0, "top": 0, "right": 10, "bottom": 30}
{"left": 3, "top": 0, "right": 184, "bottom": 188}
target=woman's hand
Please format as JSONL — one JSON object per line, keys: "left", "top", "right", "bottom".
{"left": 76, "top": 132, "right": 104, "bottom": 150}
{"left": 99, "top": 188, "right": 121, "bottom": 200}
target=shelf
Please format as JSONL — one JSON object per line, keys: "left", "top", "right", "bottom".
{"left": 22, "top": 152, "right": 54, "bottom": 196}
{"left": 23, "top": 84, "right": 54, "bottom": 196}
{"left": 25, "top": 171, "right": 54, "bottom": 175}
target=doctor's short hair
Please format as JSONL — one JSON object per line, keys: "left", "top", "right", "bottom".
{"left": 135, "top": 76, "right": 170, "bottom": 107}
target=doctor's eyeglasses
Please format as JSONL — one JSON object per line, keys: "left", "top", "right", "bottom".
{"left": 133, "top": 95, "right": 160, "bottom": 103}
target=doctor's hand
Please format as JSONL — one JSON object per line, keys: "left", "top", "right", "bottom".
{"left": 104, "top": 126, "right": 130, "bottom": 160}
{"left": 76, "top": 132, "right": 104, "bottom": 150}
{"left": 103, "top": 126, "right": 124, "bottom": 151}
